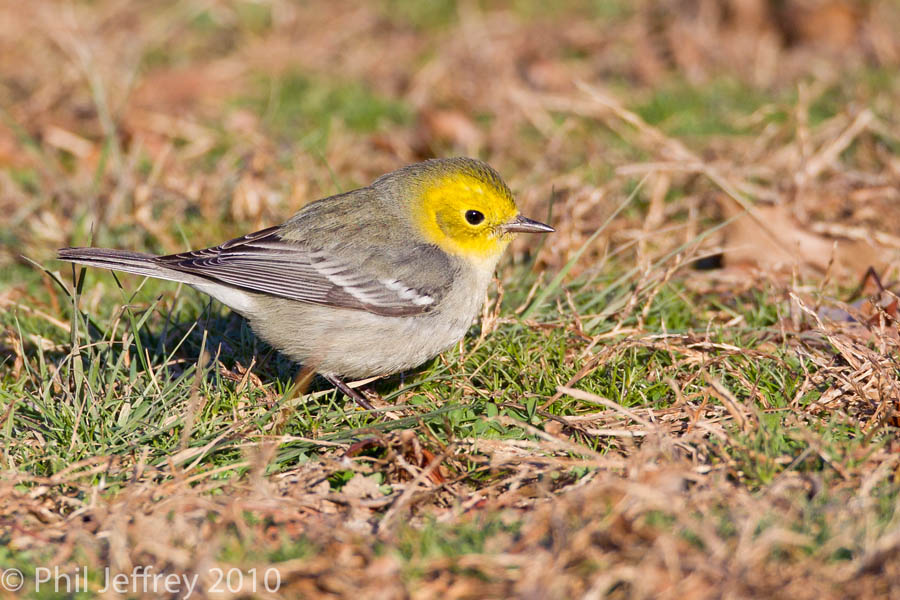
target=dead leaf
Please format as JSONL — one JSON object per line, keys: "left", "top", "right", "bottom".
{"left": 417, "top": 109, "right": 484, "bottom": 154}
{"left": 776, "top": 0, "right": 862, "bottom": 50}
{"left": 722, "top": 201, "right": 884, "bottom": 275}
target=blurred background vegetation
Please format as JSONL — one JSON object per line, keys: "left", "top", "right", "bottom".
{"left": 2, "top": 1, "right": 900, "bottom": 598}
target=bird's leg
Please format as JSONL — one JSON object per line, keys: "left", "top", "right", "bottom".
{"left": 322, "top": 374, "right": 375, "bottom": 411}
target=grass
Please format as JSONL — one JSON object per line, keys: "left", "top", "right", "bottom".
{"left": 3, "top": 0, "right": 900, "bottom": 598}
{"left": 238, "top": 72, "right": 412, "bottom": 150}
{"left": 5, "top": 245, "right": 897, "bottom": 595}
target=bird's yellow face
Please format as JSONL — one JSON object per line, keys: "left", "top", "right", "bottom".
{"left": 413, "top": 171, "right": 521, "bottom": 263}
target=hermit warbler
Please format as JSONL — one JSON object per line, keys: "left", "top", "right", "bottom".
{"left": 58, "top": 157, "right": 553, "bottom": 409}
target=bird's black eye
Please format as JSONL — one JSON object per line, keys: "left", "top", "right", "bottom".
{"left": 465, "top": 210, "right": 485, "bottom": 225}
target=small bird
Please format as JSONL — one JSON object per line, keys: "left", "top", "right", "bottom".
{"left": 58, "top": 157, "right": 553, "bottom": 409}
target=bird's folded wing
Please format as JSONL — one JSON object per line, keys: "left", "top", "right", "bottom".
{"left": 156, "top": 226, "right": 456, "bottom": 316}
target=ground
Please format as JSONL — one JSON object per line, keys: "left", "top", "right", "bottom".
{"left": 2, "top": 1, "right": 900, "bottom": 598}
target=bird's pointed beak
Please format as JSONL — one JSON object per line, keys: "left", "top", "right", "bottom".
{"left": 501, "top": 214, "right": 555, "bottom": 234}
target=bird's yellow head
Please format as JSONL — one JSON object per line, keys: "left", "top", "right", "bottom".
{"left": 395, "top": 158, "right": 553, "bottom": 264}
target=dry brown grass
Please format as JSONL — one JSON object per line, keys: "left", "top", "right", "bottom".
{"left": 3, "top": 1, "right": 900, "bottom": 598}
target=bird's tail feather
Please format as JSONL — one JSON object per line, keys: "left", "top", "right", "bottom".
{"left": 57, "top": 247, "right": 208, "bottom": 286}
